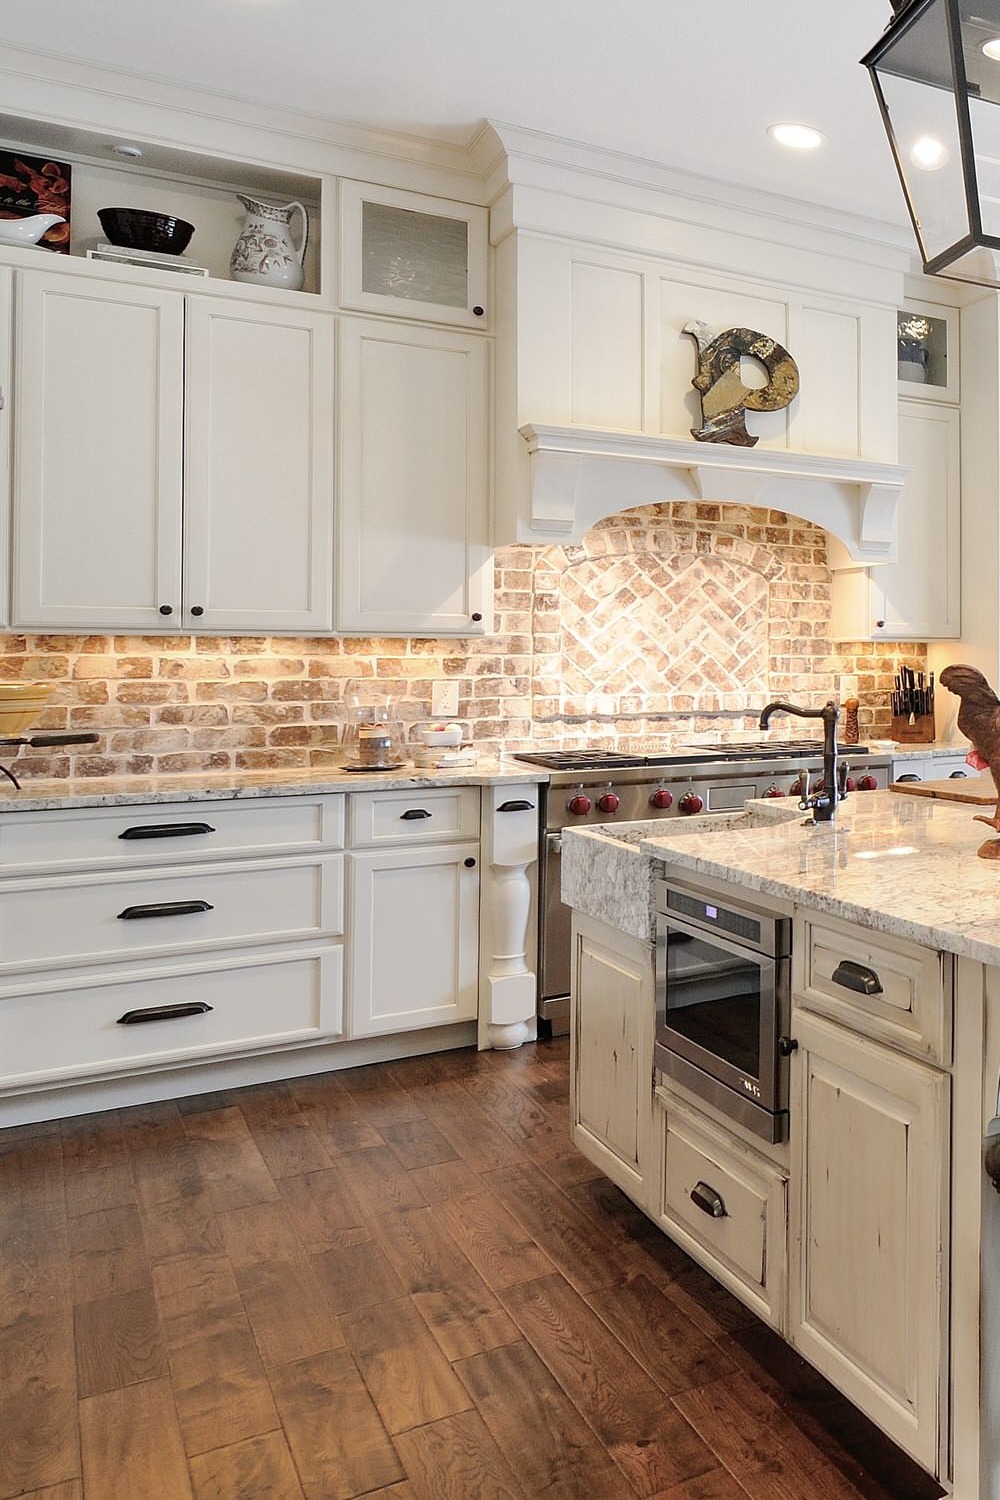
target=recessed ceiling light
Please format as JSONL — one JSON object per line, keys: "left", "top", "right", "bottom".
{"left": 766, "top": 122, "right": 826, "bottom": 151}
{"left": 110, "top": 144, "right": 143, "bottom": 161}
{"left": 983, "top": 36, "right": 1000, "bottom": 59}
{"left": 909, "top": 135, "right": 949, "bottom": 170}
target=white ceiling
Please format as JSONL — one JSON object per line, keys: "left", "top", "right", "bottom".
{"left": 1, "top": 0, "right": 912, "bottom": 232}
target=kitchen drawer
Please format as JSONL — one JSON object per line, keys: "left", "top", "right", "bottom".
{"left": 0, "top": 854, "right": 343, "bottom": 978}
{"left": 348, "top": 785, "right": 479, "bottom": 847}
{"left": 0, "top": 943, "right": 344, "bottom": 1090}
{"left": 794, "top": 911, "right": 950, "bottom": 1064}
{"left": 654, "top": 1089, "right": 787, "bottom": 1328}
{"left": 0, "top": 795, "right": 345, "bottom": 874}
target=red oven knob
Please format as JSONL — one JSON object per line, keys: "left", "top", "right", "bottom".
{"left": 596, "top": 790, "right": 621, "bottom": 813}
{"left": 856, "top": 773, "right": 879, "bottom": 791}
{"left": 566, "top": 792, "right": 592, "bottom": 816}
{"left": 844, "top": 775, "right": 857, "bottom": 792}
{"left": 762, "top": 784, "right": 786, "bottom": 798}
{"left": 649, "top": 788, "right": 674, "bottom": 810}
{"left": 678, "top": 790, "right": 704, "bottom": 815}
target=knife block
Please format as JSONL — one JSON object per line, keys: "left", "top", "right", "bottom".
{"left": 891, "top": 712, "right": 935, "bottom": 744}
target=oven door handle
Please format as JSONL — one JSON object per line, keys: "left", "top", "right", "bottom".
{"left": 690, "top": 1181, "right": 728, "bottom": 1219}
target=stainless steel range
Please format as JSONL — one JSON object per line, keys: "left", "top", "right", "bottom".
{"left": 513, "top": 740, "right": 893, "bottom": 1035}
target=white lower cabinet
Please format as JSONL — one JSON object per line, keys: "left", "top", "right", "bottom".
{"left": 0, "top": 795, "right": 346, "bottom": 1103}
{"left": 788, "top": 1007, "right": 949, "bottom": 1473}
{"left": 571, "top": 911, "right": 653, "bottom": 1205}
{"left": 347, "top": 786, "right": 481, "bottom": 1036}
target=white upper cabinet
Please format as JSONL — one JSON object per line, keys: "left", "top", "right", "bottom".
{"left": 339, "top": 180, "right": 489, "bottom": 330}
{"left": 830, "top": 399, "right": 961, "bottom": 641}
{"left": 12, "top": 268, "right": 334, "bottom": 633}
{"left": 336, "top": 316, "right": 492, "bottom": 636}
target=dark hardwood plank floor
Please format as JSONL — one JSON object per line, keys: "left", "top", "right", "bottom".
{"left": 0, "top": 1036, "right": 945, "bottom": 1500}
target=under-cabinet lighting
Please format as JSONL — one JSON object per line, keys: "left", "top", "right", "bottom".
{"left": 854, "top": 846, "right": 919, "bottom": 859}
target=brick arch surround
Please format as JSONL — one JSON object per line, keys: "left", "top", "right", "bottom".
{"left": 528, "top": 502, "right": 832, "bottom": 731}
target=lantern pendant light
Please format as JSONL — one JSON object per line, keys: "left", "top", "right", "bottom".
{"left": 863, "top": 0, "right": 1000, "bottom": 286}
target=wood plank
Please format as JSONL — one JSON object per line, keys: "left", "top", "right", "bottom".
{"left": 153, "top": 1253, "right": 260, "bottom": 1388}
{"left": 68, "top": 1204, "right": 152, "bottom": 1302}
{"left": 74, "top": 1287, "right": 169, "bottom": 1397}
{"left": 330, "top": 1145, "right": 427, "bottom": 1219}
{"left": 404, "top": 1157, "right": 484, "bottom": 1205}
{"left": 369, "top": 1204, "right": 519, "bottom": 1360}
{"left": 276, "top": 1165, "right": 368, "bottom": 1252}
{"left": 417, "top": 1087, "right": 524, "bottom": 1172}
{"left": 171, "top": 1356, "right": 281, "bottom": 1459}
{"left": 271, "top": 1347, "right": 405, "bottom": 1499}
{"left": 392, "top": 1409, "right": 527, "bottom": 1500}
{"left": 79, "top": 1377, "right": 193, "bottom": 1500}
{"left": 286, "top": 1072, "right": 386, "bottom": 1153}
{"left": 890, "top": 776, "right": 992, "bottom": 803}
{"left": 236, "top": 1256, "right": 347, "bottom": 1366}
{"left": 60, "top": 1113, "right": 136, "bottom": 1219}
{"left": 16, "top": 1483, "right": 83, "bottom": 1500}
{"left": 217, "top": 1200, "right": 307, "bottom": 1268}
{"left": 0, "top": 1133, "right": 65, "bottom": 1217}
{"left": 486, "top": 1165, "right": 632, "bottom": 1295}
{"left": 188, "top": 1430, "right": 304, "bottom": 1500}
{"left": 340, "top": 1296, "right": 473, "bottom": 1434}
{"left": 236, "top": 1083, "right": 337, "bottom": 1179}
{"left": 312, "top": 1230, "right": 406, "bottom": 1316}
{"left": 181, "top": 1106, "right": 279, "bottom": 1214}
{"left": 0, "top": 1206, "right": 72, "bottom": 1330}
{"left": 585, "top": 1272, "right": 738, "bottom": 1395}
{"left": 455, "top": 1338, "right": 635, "bottom": 1500}
{"left": 380, "top": 1117, "right": 460, "bottom": 1171}
{"left": 337, "top": 1067, "right": 427, "bottom": 1127}
{"left": 500, "top": 1273, "right": 715, "bottom": 1496}
{"left": 437, "top": 1188, "right": 556, "bottom": 1290}
{"left": 0, "top": 1308, "right": 79, "bottom": 1496}
{"left": 672, "top": 1370, "right": 880, "bottom": 1500}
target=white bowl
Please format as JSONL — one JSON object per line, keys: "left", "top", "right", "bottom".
{"left": 417, "top": 724, "right": 463, "bottom": 747}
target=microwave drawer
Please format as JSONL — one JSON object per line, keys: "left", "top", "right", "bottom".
{"left": 793, "top": 912, "right": 949, "bottom": 1065}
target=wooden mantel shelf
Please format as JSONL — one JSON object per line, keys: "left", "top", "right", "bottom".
{"left": 519, "top": 423, "right": 908, "bottom": 565}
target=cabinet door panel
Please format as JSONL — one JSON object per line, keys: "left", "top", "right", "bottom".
{"left": 184, "top": 297, "right": 334, "bottom": 631}
{"left": 337, "top": 318, "right": 491, "bottom": 634}
{"left": 790, "top": 1010, "right": 948, "bottom": 1472}
{"left": 0, "top": 266, "right": 11, "bottom": 626}
{"left": 348, "top": 844, "right": 479, "bottom": 1035}
{"left": 13, "top": 271, "right": 183, "bottom": 628}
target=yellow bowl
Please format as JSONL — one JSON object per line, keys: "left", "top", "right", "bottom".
{"left": 0, "top": 684, "right": 53, "bottom": 736}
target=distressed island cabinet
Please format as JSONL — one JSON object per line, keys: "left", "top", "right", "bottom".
{"left": 11, "top": 267, "right": 334, "bottom": 633}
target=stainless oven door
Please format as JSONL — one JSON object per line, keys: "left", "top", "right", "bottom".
{"left": 655, "top": 911, "right": 790, "bottom": 1140}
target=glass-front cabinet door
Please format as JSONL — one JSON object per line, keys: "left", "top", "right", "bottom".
{"left": 339, "top": 180, "right": 489, "bottom": 328}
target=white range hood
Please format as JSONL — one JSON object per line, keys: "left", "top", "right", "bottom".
{"left": 519, "top": 424, "right": 908, "bottom": 567}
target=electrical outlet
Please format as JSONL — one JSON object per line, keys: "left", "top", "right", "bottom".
{"left": 432, "top": 680, "right": 460, "bottom": 719}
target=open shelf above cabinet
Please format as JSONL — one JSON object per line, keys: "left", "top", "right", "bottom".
{"left": 0, "top": 114, "right": 325, "bottom": 295}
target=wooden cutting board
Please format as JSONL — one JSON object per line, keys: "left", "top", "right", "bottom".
{"left": 890, "top": 776, "right": 996, "bottom": 805}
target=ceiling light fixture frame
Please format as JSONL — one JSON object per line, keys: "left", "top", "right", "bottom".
{"left": 863, "top": 0, "right": 1000, "bottom": 287}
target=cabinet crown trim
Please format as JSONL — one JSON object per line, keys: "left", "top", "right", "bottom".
{"left": 519, "top": 423, "right": 907, "bottom": 563}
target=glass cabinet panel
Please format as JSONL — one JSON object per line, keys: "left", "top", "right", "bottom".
{"left": 340, "top": 180, "right": 488, "bottom": 329}
{"left": 896, "top": 299, "right": 958, "bottom": 401}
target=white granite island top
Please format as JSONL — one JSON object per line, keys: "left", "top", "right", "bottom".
{"left": 634, "top": 788, "right": 1000, "bottom": 967}
{"left": 0, "top": 757, "right": 547, "bottom": 813}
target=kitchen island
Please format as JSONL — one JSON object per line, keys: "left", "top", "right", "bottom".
{"left": 562, "top": 789, "right": 1000, "bottom": 1500}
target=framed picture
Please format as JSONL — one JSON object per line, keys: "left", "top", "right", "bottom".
{"left": 0, "top": 150, "right": 71, "bottom": 253}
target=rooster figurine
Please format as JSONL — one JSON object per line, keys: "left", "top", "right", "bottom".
{"left": 939, "top": 664, "right": 1000, "bottom": 857}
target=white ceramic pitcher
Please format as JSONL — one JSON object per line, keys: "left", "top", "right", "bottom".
{"left": 229, "top": 195, "right": 308, "bottom": 290}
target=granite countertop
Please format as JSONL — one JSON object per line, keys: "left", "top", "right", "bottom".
{"left": 0, "top": 757, "right": 548, "bottom": 813}
{"left": 563, "top": 788, "right": 1000, "bottom": 966}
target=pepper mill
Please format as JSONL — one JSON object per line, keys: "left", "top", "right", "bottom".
{"left": 843, "top": 698, "right": 860, "bottom": 746}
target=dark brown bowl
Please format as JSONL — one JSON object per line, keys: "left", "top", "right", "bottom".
{"left": 98, "top": 207, "right": 195, "bottom": 255}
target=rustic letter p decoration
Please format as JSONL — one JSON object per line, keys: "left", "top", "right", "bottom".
{"left": 684, "top": 320, "right": 799, "bottom": 447}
